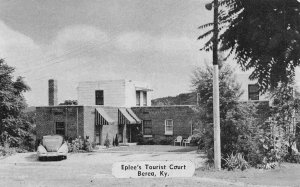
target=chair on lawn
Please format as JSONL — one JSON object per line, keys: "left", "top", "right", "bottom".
{"left": 174, "top": 136, "right": 182, "bottom": 146}
{"left": 183, "top": 136, "right": 192, "bottom": 147}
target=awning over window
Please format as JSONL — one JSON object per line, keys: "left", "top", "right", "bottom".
{"left": 95, "top": 108, "right": 115, "bottom": 125}
{"left": 118, "top": 108, "right": 141, "bottom": 125}
{"left": 126, "top": 108, "right": 141, "bottom": 124}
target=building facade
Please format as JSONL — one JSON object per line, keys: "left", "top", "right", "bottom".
{"left": 77, "top": 80, "right": 152, "bottom": 107}
{"left": 235, "top": 73, "right": 268, "bottom": 102}
{"left": 36, "top": 79, "right": 195, "bottom": 145}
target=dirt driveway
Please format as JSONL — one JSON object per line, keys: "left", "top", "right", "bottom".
{"left": 0, "top": 150, "right": 223, "bottom": 187}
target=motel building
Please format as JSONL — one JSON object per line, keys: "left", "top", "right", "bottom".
{"left": 36, "top": 79, "right": 196, "bottom": 145}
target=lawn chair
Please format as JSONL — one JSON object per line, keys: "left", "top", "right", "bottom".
{"left": 174, "top": 136, "right": 182, "bottom": 146}
{"left": 183, "top": 136, "right": 192, "bottom": 147}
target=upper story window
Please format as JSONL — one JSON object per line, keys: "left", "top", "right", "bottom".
{"left": 56, "top": 122, "right": 65, "bottom": 136}
{"left": 95, "top": 90, "right": 104, "bottom": 105}
{"left": 143, "top": 92, "right": 147, "bottom": 106}
{"left": 165, "top": 119, "right": 173, "bottom": 135}
{"left": 136, "top": 91, "right": 140, "bottom": 106}
{"left": 248, "top": 84, "right": 259, "bottom": 100}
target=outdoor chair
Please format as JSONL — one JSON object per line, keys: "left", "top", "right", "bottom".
{"left": 174, "top": 136, "right": 182, "bottom": 146}
{"left": 183, "top": 136, "right": 192, "bottom": 147}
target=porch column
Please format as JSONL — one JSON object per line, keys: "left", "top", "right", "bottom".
{"left": 129, "top": 126, "right": 132, "bottom": 143}
{"left": 123, "top": 123, "right": 127, "bottom": 143}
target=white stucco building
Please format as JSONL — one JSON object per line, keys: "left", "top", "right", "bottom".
{"left": 77, "top": 79, "right": 152, "bottom": 107}
{"left": 235, "top": 73, "right": 268, "bottom": 102}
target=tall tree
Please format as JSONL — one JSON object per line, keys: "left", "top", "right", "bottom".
{"left": 199, "top": 0, "right": 300, "bottom": 92}
{"left": 0, "top": 59, "right": 31, "bottom": 147}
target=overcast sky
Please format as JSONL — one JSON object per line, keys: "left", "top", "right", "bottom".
{"left": 1, "top": 0, "right": 298, "bottom": 106}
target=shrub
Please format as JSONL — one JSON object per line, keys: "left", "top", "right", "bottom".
{"left": 104, "top": 133, "right": 110, "bottom": 148}
{"left": 0, "top": 146, "right": 16, "bottom": 157}
{"left": 136, "top": 133, "right": 145, "bottom": 145}
{"left": 115, "top": 134, "right": 119, "bottom": 146}
{"left": 145, "top": 139, "right": 156, "bottom": 145}
{"left": 67, "top": 136, "right": 93, "bottom": 152}
{"left": 223, "top": 153, "right": 249, "bottom": 171}
{"left": 284, "top": 153, "right": 300, "bottom": 163}
{"left": 159, "top": 137, "right": 173, "bottom": 145}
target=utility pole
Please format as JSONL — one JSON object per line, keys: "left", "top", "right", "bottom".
{"left": 205, "top": 0, "right": 221, "bottom": 170}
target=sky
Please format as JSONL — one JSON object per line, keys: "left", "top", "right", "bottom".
{"left": 1, "top": 0, "right": 299, "bottom": 106}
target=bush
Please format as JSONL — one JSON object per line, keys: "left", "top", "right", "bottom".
{"left": 136, "top": 133, "right": 145, "bottom": 145}
{"left": 223, "top": 153, "right": 249, "bottom": 171}
{"left": 104, "top": 133, "right": 110, "bottom": 148}
{"left": 285, "top": 153, "right": 300, "bottom": 163}
{"left": 0, "top": 146, "right": 16, "bottom": 157}
{"left": 115, "top": 134, "right": 119, "bottom": 146}
{"left": 67, "top": 136, "right": 93, "bottom": 152}
{"left": 159, "top": 137, "right": 173, "bottom": 145}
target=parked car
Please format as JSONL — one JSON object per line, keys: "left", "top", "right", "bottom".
{"left": 37, "top": 135, "right": 68, "bottom": 161}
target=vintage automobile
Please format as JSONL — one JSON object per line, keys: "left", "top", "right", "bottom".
{"left": 37, "top": 135, "right": 68, "bottom": 161}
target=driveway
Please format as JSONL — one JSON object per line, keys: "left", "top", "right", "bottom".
{"left": 0, "top": 150, "right": 217, "bottom": 187}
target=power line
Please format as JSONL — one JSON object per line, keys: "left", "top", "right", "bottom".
{"left": 17, "top": 41, "right": 101, "bottom": 74}
{"left": 26, "top": 39, "right": 114, "bottom": 82}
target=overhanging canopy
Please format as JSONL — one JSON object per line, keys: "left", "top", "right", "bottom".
{"left": 95, "top": 108, "right": 115, "bottom": 125}
{"left": 118, "top": 108, "right": 141, "bottom": 125}
{"left": 126, "top": 108, "right": 141, "bottom": 124}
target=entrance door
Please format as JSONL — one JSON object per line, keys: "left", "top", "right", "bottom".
{"left": 95, "top": 125, "right": 103, "bottom": 144}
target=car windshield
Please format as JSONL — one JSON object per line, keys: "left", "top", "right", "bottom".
{"left": 42, "top": 135, "right": 63, "bottom": 152}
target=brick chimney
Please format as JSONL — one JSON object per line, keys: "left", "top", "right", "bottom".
{"left": 48, "top": 79, "right": 58, "bottom": 106}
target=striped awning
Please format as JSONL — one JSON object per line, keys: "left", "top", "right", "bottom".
{"left": 95, "top": 108, "right": 115, "bottom": 125}
{"left": 118, "top": 108, "right": 141, "bottom": 125}
{"left": 127, "top": 108, "right": 142, "bottom": 124}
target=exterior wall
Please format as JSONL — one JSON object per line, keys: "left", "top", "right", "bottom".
{"left": 77, "top": 79, "right": 152, "bottom": 107}
{"left": 100, "top": 107, "right": 119, "bottom": 144}
{"left": 132, "top": 106, "right": 195, "bottom": 141}
{"left": 125, "top": 80, "right": 136, "bottom": 107}
{"left": 36, "top": 105, "right": 119, "bottom": 146}
{"left": 132, "top": 80, "right": 152, "bottom": 106}
{"left": 77, "top": 80, "right": 126, "bottom": 106}
{"left": 36, "top": 106, "right": 84, "bottom": 140}
{"left": 83, "top": 106, "right": 119, "bottom": 145}
{"left": 235, "top": 73, "right": 268, "bottom": 102}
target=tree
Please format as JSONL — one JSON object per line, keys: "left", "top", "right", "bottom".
{"left": 191, "top": 63, "right": 277, "bottom": 169}
{"left": 268, "top": 83, "right": 300, "bottom": 158}
{"left": 199, "top": 0, "right": 300, "bottom": 92}
{"left": 0, "top": 59, "right": 31, "bottom": 147}
{"left": 59, "top": 100, "right": 78, "bottom": 105}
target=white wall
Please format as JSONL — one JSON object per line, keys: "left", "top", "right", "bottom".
{"left": 235, "top": 74, "right": 268, "bottom": 101}
{"left": 77, "top": 79, "right": 152, "bottom": 107}
{"left": 131, "top": 80, "right": 152, "bottom": 106}
{"left": 77, "top": 80, "right": 126, "bottom": 106}
{"left": 124, "top": 80, "right": 136, "bottom": 107}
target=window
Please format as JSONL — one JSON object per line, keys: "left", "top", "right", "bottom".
{"left": 95, "top": 90, "right": 104, "bottom": 105}
{"left": 56, "top": 122, "right": 65, "bottom": 135}
{"left": 165, "top": 119, "right": 173, "bottom": 135}
{"left": 136, "top": 91, "right": 140, "bottom": 106}
{"left": 248, "top": 84, "right": 259, "bottom": 100}
{"left": 143, "top": 120, "right": 152, "bottom": 136}
{"left": 143, "top": 92, "right": 147, "bottom": 106}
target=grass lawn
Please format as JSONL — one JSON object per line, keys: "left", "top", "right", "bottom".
{"left": 101, "top": 145, "right": 198, "bottom": 153}
{"left": 195, "top": 162, "right": 300, "bottom": 186}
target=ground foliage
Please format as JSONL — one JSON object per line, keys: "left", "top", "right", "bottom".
{"left": 267, "top": 83, "right": 300, "bottom": 163}
{"left": 0, "top": 59, "right": 35, "bottom": 150}
{"left": 199, "top": 0, "right": 300, "bottom": 92}
{"left": 191, "top": 63, "right": 283, "bottom": 169}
